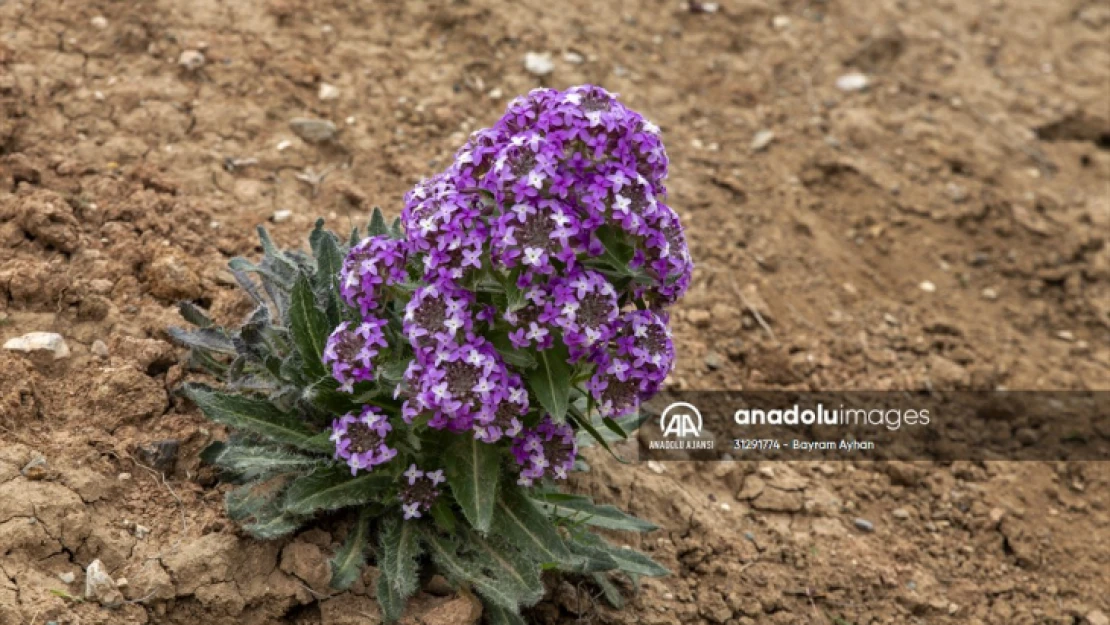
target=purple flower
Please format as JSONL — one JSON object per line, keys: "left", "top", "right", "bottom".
{"left": 330, "top": 406, "right": 397, "bottom": 475}
{"left": 323, "top": 318, "right": 390, "bottom": 392}
{"left": 490, "top": 198, "right": 581, "bottom": 274}
{"left": 613, "top": 309, "right": 675, "bottom": 392}
{"left": 407, "top": 334, "right": 511, "bottom": 432}
{"left": 510, "top": 416, "right": 577, "bottom": 486}
{"left": 402, "top": 281, "right": 474, "bottom": 349}
{"left": 473, "top": 374, "right": 529, "bottom": 443}
{"left": 399, "top": 464, "right": 444, "bottom": 519}
{"left": 340, "top": 236, "right": 408, "bottom": 316}
{"left": 402, "top": 174, "right": 489, "bottom": 284}
{"left": 550, "top": 268, "right": 619, "bottom": 360}
{"left": 504, "top": 283, "right": 558, "bottom": 351}
{"left": 641, "top": 203, "right": 693, "bottom": 306}
{"left": 585, "top": 352, "right": 643, "bottom": 418}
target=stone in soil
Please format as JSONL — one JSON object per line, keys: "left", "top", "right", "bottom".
{"left": 290, "top": 118, "right": 338, "bottom": 143}
{"left": 85, "top": 559, "right": 124, "bottom": 607}
{"left": 3, "top": 332, "right": 70, "bottom": 359}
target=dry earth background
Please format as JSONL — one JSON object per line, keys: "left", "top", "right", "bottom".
{"left": 1, "top": 0, "right": 1108, "bottom": 623}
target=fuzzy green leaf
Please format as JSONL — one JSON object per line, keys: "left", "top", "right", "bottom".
{"left": 492, "top": 485, "right": 573, "bottom": 565}
{"left": 225, "top": 477, "right": 305, "bottom": 540}
{"left": 183, "top": 384, "right": 317, "bottom": 449}
{"left": 444, "top": 436, "right": 500, "bottom": 533}
{"left": 420, "top": 528, "right": 542, "bottom": 609}
{"left": 288, "top": 275, "right": 329, "bottom": 379}
{"left": 376, "top": 516, "right": 421, "bottom": 622}
{"left": 282, "top": 466, "right": 393, "bottom": 516}
{"left": 368, "top": 207, "right": 389, "bottom": 236}
{"left": 567, "top": 407, "right": 627, "bottom": 463}
{"left": 178, "top": 301, "right": 214, "bottom": 328}
{"left": 603, "top": 543, "right": 670, "bottom": 577}
{"left": 168, "top": 327, "right": 236, "bottom": 354}
{"left": 242, "top": 512, "right": 304, "bottom": 539}
{"left": 330, "top": 510, "right": 371, "bottom": 591}
{"left": 309, "top": 219, "right": 345, "bottom": 326}
{"left": 527, "top": 342, "right": 571, "bottom": 422}
{"left": 214, "top": 444, "right": 322, "bottom": 480}
{"left": 591, "top": 572, "right": 625, "bottom": 608}
{"left": 533, "top": 495, "right": 658, "bottom": 532}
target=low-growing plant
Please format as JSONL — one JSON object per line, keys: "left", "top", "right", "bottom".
{"left": 172, "top": 85, "right": 693, "bottom": 623}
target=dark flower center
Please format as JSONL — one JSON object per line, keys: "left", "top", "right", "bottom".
{"left": 517, "top": 213, "right": 556, "bottom": 250}
{"left": 445, "top": 361, "right": 481, "bottom": 397}
{"left": 413, "top": 298, "right": 447, "bottom": 331}
{"left": 347, "top": 422, "right": 384, "bottom": 454}
{"left": 576, "top": 292, "right": 611, "bottom": 330}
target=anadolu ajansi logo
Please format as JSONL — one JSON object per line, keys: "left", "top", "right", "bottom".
{"left": 660, "top": 402, "right": 703, "bottom": 438}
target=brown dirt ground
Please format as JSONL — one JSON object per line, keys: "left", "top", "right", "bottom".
{"left": 1, "top": 0, "right": 1108, "bottom": 624}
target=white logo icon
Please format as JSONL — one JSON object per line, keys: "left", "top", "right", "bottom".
{"left": 660, "top": 402, "right": 702, "bottom": 438}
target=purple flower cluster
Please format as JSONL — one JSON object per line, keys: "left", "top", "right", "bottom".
{"left": 340, "top": 236, "right": 408, "bottom": 315}
{"left": 399, "top": 464, "right": 446, "bottom": 519}
{"left": 511, "top": 416, "right": 577, "bottom": 487}
{"left": 323, "top": 319, "right": 389, "bottom": 392}
{"left": 323, "top": 85, "right": 688, "bottom": 496}
{"left": 331, "top": 406, "right": 398, "bottom": 475}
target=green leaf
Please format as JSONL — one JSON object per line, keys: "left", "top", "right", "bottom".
{"left": 527, "top": 343, "right": 571, "bottom": 421}
{"left": 602, "top": 416, "right": 629, "bottom": 439}
{"left": 376, "top": 516, "right": 421, "bottom": 622}
{"left": 243, "top": 512, "right": 304, "bottom": 539}
{"left": 225, "top": 477, "right": 306, "bottom": 540}
{"left": 533, "top": 495, "right": 658, "bottom": 532}
{"left": 490, "top": 333, "right": 537, "bottom": 370}
{"left": 444, "top": 437, "right": 500, "bottom": 533}
{"left": 282, "top": 466, "right": 393, "bottom": 516}
{"left": 178, "top": 301, "right": 214, "bottom": 328}
{"left": 567, "top": 408, "right": 627, "bottom": 463}
{"left": 430, "top": 498, "right": 457, "bottom": 534}
{"left": 485, "top": 604, "right": 527, "bottom": 625}
{"left": 289, "top": 275, "right": 329, "bottom": 379}
{"left": 368, "top": 207, "right": 389, "bottom": 236}
{"left": 183, "top": 383, "right": 318, "bottom": 449}
{"left": 604, "top": 543, "right": 670, "bottom": 577}
{"left": 591, "top": 572, "right": 625, "bottom": 608}
{"left": 330, "top": 510, "right": 371, "bottom": 591}
{"left": 214, "top": 444, "right": 322, "bottom": 480}
{"left": 309, "top": 219, "right": 345, "bottom": 327}
{"left": 491, "top": 485, "right": 573, "bottom": 565}
{"left": 168, "top": 327, "right": 236, "bottom": 354}
{"left": 420, "top": 528, "right": 542, "bottom": 609}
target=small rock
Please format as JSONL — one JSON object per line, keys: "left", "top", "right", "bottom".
{"left": 704, "top": 351, "right": 723, "bottom": 371}
{"left": 4, "top": 332, "right": 70, "bottom": 359}
{"left": 689, "top": 1, "right": 719, "bottom": 13}
{"left": 772, "top": 15, "right": 791, "bottom": 30}
{"left": 853, "top": 518, "right": 875, "bottom": 532}
{"left": 928, "top": 354, "right": 969, "bottom": 388}
{"left": 135, "top": 440, "right": 180, "bottom": 474}
{"left": 118, "top": 472, "right": 132, "bottom": 481}
{"left": 919, "top": 280, "right": 937, "bottom": 293}
{"left": 988, "top": 508, "right": 1006, "bottom": 525}
{"left": 1086, "top": 610, "right": 1109, "bottom": 625}
{"left": 91, "top": 340, "right": 110, "bottom": 359}
{"left": 317, "top": 83, "right": 340, "bottom": 101}
{"left": 488, "top": 88, "right": 503, "bottom": 99}
{"left": 272, "top": 209, "right": 293, "bottom": 223}
{"left": 892, "top": 508, "right": 910, "bottom": 520}
{"left": 750, "top": 129, "right": 775, "bottom": 152}
{"left": 946, "top": 182, "right": 968, "bottom": 203}
{"left": 981, "top": 287, "right": 998, "bottom": 300}
{"left": 424, "top": 574, "right": 453, "bottom": 597}
{"left": 419, "top": 594, "right": 483, "bottom": 625}
{"left": 90, "top": 16, "right": 108, "bottom": 29}
{"left": 21, "top": 455, "right": 50, "bottom": 481}
{"left": 563, "top": 51, "right": 585, "bottom": 64}
{"left": 1056, "top": 330, "right": 1075, "bottom": 342}
{"left": 59, "top": 572, "right": 76, "bottom": 584}
{"left": 687, "top": 309, "right": 711, "bottom": 327}
{"left": 178, "top": 50, "right": 206, "bottom": 71}
{"left": 524, "top": 52, "right": 555, "bottom": 76}
{"left": 289, "top": 117, "right": 338, "bottom": 143}
{"left": 647, "top": 460, "right": 666, "bottom": 475}
{"left": 719, "top": 503, "right": 731, "bottom": 511}
{"left": 1015, "top": 428, "right": 1038, "bottom": 445}
{"left": 85, "top": 559, "right": 124, "bottom": 608}
{"left": 134, "top": 524, "right": 151, "bottom": 539}
{"left": 836, "top": 72, "right": 871, "bottom": 92}
{"left": 115, "top": 577, "right": 128, "bottom": 588}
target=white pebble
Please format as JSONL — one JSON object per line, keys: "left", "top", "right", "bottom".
{"left": 488, "top": 88, "right": 503, "bottom": 100}
{"left": 919, "top": 280, "right": 937, "bottom": 293}
{"left": 836, "top": 72, "right": 871, "bottom": 92}
{"left": 3, "top": 332, "right": 70, "bottom": 360}
{"left": 750, "top": 129, "right": 775, "bottom": 152}
{"left": 772, "top": 15, "right": 791, "bottom": 30}
{"left": 647, "top": 460, "right": 666, "bottom": 474}
{"left": 563, "top": 51, "right": 585, "bottom": 65}
{"left": 178, "top": 50, "right": 206, "bottom": 71}
{"left": 276, "top": 139, "right": 292, "bottom": 151}
{"left": 59, "top": 572, "right": 76, "bottom": 584}
{"left": 318, "top": 83, "right": 340, "bottom": 101}
{"left": 91, "top": 16, "right": 108, "bottom": 29}
{"left": 524, "top": 52, "right": 554, "bottom": 76}
{"left": 720, "top": 503, "right": 731, "bottom": 511}
{"left": 272, "top": 210, "right": 293, "bottom": 223}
